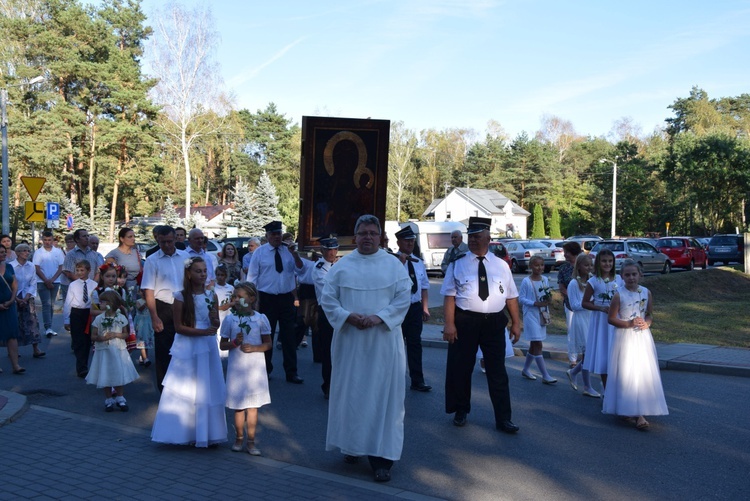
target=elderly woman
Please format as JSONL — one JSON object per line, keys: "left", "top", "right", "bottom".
{"left": 105, "top": 227, "right": 143, "bottom": 289}
{"left": 558, "top": 241, "right": 583, "bottom": 367}
{"left": 217, "top": 242, "right": 242, "bottom": 284}
{"left": 0, "top": 245, "right": 22, "bottom": 373}
{"left": 10, "top": 243, "right": 44, "bottom": 358}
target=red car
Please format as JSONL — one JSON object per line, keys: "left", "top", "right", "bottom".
{"left": 656, "top": 237, "right": 707, "bottom": 271}
{"left": 489, "top": 241, "right": 513, "bottom": 267}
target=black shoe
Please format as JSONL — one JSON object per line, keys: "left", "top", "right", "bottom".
{"left": 410, "top": 382, "right": 432, "bottom": 392}
{"left": 453, "top": 410, "right": 468, "bottom": 427}
{"left": 78, "top": 369, "right": 88, "bottom": 378}
{"left": 374, "top": 468, "right": 391, "bottom": 482}
{"left": 286, "top": 375, "right": 304, "bottom": 384}
{"left": 344, "top": 455, "right": 359, "bottom": 464}
{"left": 497, "top": 420, "right": 519, "bottom": 434}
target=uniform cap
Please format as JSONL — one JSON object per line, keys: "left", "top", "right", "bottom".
{"left": 320, "top": 237, "right": 339, "bottom": 249}
{"left": 263, "top": 221, "right": 283, "bottom": 233}
{"left": 467, "top": 217, "right": 491, "bottom": 234}
{"left": 395, "top": 226, "right": 417, "bottom": 240}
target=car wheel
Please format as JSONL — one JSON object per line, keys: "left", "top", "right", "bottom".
{"left": 511, "top": 259, "right": 519, "bottom": 273}
{"left": 687, "top": 260, "right": 694, "bottom": 271}
{"left": 662, "top": 261, "right": 671, "bottom": 274}
{"left": 701, "top": 258, "right": 707, "bottom": 269}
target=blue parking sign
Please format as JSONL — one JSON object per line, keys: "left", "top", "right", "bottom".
{"left": 47, "top": 202, "right": 60, "bottom": 220}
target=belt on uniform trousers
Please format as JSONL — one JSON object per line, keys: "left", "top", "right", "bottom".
{"left": 456, "top": 307, "right": 503, "bottom": 319}
{"left": 259, "top": 290, "right": 293, "bottom": 297}
{"left": 411, "top": 300, "right": 422, "bottom": 305}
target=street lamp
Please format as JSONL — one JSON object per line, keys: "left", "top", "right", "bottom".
{"left": 599, "top": 156, "right": 619, "bottom": 239}
{"left": 2, "top": 75, "right": 44, "bottom": 234}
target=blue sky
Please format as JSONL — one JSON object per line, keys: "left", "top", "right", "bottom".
{"left": 138, "top": 0, "right": 750, "bottom": 140}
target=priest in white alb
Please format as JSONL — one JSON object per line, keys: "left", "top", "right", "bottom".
{"left": 320, "top": 214, "right": 412, "bottom": 483}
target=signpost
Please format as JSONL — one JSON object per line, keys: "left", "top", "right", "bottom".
{"left": 20, "top": 176, "right": 46, "bottom": 248}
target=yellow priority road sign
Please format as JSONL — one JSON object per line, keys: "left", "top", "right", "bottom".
{"left": 21, "top": 176, "right": 46, "bottom": 201}
{"left": 25, "top": 201, "right": 45, "bottom": 222}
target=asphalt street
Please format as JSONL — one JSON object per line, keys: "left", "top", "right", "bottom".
{"left": 3, "top": 306, "right": 749, "bottom": 500}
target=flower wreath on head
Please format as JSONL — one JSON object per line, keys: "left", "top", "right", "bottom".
{"left": 99, "top": 262, "right": 124, "bottom": 275}
{"left": 184, "top": 256, "right": 201, "bottom": 269}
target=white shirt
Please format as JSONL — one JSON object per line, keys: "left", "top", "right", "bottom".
{"left": 401, "top": 254, "right": 430, "bottom": 304}
{"left": 10, "top": 260, "right": 37, "bottom": 298}
{"left": 32, "top": 246, "right": 65, "bottom": 284}
{"left": 441, "top": 251, "right": 518, "bottom": 313}
{"left": 63, "top": 278, "right": 98, "bottom": 323}
{"left": 140, "top": 248, "right": 190, "bottom": 303}
{"left": 312, "top": 258, "right": 334, "bottom": 302}
{"left": 247, "top": 243, "right": 310, "bottom": 295}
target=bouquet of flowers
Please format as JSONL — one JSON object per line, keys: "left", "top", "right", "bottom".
{"left": 597, "top": 278, "right": 618, "bottom": 305}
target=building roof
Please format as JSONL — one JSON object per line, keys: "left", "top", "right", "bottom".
{"left": 153, "top": 204, "right": 232, "bottom": 222}
{"left": 423, "top": 188, "right": 530, "bottom": 217}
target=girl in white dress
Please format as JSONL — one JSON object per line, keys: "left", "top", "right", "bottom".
{"left": 219, "top": 282, "right": 272, "bottom": 455}
{"left": 581, "top": 249, "right": 623, "bottom": 391}
{"left": 86, "top": 291, "right": 139, "bottom": 412}
{"left": 565, "top": 254, "right": 599, "bottom": 397}
{"left": 519, "top": 255, "right": 557, "bottom": 384}
{"left": 603, "top": 260, "right": 668, "bottom": 430}
{"left": 151, "top": 256, "right": 227, "bottom": 447}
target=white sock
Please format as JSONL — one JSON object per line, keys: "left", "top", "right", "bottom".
{"left": 522, "top": 353, "right": 535, "bottom": 373}
{"left": 534, "top": 355, "right": 552, "bottom": 379}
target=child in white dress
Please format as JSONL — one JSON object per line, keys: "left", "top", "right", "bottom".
{"left": 151, "top": 256, "right": 227, "bottom": 447}
{"left": 86, "top": 291, "right": 139, "bottom": 411}
{"left": 213, "top": 265, "right": 235, "bottom": 358}
{"left": 518, "top": 255, "right": 556, "bottom": 384}
{"left": 220, "top": 282, "right": 272, "bottom": 455}
{"left": 581, "top": 248, "right": 624, "bottom": 391}
{"left": 134, "top": 288, "right": 153, "bottom": 366}
{"left": 603, "top": 260, "right": 668, "bottom": 430}
{"left": 565, "top": 254, "right": 599, "bottom": 397}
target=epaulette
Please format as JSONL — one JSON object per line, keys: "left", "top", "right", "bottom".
{"left": 315, "top": 261, "right": 325, "bottom": 269}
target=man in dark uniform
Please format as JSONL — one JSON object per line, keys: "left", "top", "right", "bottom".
{"left": 394, "top": 226, "right": 432, "bottom": 392}
{"left": 247, "top": 221, "right": 310, "bottom": 383}
{"left": 312, "top": 237, "right": 339, "bottom": 398}
{"left": 441, "top": 217, "right": 521, "bottom": 433}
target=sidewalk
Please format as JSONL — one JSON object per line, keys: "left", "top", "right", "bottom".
{"left": 421, "top": 323, "right": 750, "bottom": 378}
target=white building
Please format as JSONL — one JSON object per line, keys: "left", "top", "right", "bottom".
{"left": 422, "top": 188, "right": 531, "bottom": 239}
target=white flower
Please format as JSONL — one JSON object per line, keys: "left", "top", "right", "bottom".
{"left": 239, "top": 298, "right": 248, "bottom": 307}
{"left": 105, "top": 305, "right": 111, "bottom": 310}
{"left": 184, "top": 258, "right": 193, "bottom": 268}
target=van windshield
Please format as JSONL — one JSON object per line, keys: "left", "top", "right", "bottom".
{"left": 427, "top": 233, "right": 452, "bottom": 248}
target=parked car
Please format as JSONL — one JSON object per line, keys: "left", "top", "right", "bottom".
{"left": 488, "top": 241, "right": 512, "bottom": 267}
{"left": 707, "top": 234, "right": 745, "bottom": 266}
{"left": 590, "top": 239, "right": 671, "bottom": 274}
{"left": 533, "top": 239, "right": 565, "bottom": 268}
{"left": 504, "top": 240, "right": 555, "bottom": 273}
{"left": 695, "top": 237, "right": 710, "bottom": 250}
{"left": 656, "top": 237, "right": 707, "bottom": 270}
{"left": 220, "top": 236, "right": 254, "bottom": 261}
{"left": 205, "top": 238, "right": 223, "bottom": 259}
{"left": 565, "top": 235, "right": 603, "bottom": 254}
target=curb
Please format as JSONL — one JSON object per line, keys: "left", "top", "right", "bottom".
{"left": 0, "top": 390, "right": 30, "bottom": 427}
{"left": 659, "top": 360, "right": 750, "bottom": 378}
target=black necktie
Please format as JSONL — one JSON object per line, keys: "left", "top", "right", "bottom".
{"left": 83, "top": 281, "right": 89, "bottom": 303}
{"left": 477, "top": 256, "right": 489, "bottom": 301}
{"left": 275, "top": 247, "right": 283, "bottom": 273}
{"left": 408, "top": 259, "right": 418, "bottom": 294}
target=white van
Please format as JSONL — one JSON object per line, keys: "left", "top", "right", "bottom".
{"left": 401, "top": 221, "right": 467, "bottom": 275}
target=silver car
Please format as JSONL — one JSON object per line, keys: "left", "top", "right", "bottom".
{"left": 504, "top": 240, "right": 555, "bottom": 273}
{"left": 590, "top": 239, "right": 671, "bottom": 274}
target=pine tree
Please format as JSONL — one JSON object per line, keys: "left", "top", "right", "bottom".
{"left": 253, "top": 171, "right": 281, "bottom": 230}
{"left": 531, "top": 204, "right": 546, "bottom": 238}
{"left": 549, "top": 207, "right": 562, "bottom": 239}
{"left": 161, "top": 196, "right": 182, "bottom": 227}
{"left": 60, "top": 197, "right": 93, "bottom": 232}
{"left": 92, "top": 196, "right": 110, "bottom": 238}
{"left": 183, "top": 211, "right": 208, "bottom": 232}
{"left": 227, "top": 180, "right": 262, "bottom": 235}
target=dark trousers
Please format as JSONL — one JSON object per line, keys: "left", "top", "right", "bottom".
{"left": 402, "top": 301, "right": 425, "bottom": 385}
{"left": 154, "top": 299, "right": 177, "bottom": 393}
{"left": 70, "top": 307, "right": 91, "bottom": 375}
{"left": 317, "top": 306, "right": 334, "bottom": 395}
{"left": 445, "top": 308, "right": 512, "bottom": 425}
{"left": 259, "top": 291, "right": 297, "bottom": 377}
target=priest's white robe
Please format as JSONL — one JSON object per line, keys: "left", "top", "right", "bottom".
{"left": 320, "top": 248, "right": 412, "bottom": 460}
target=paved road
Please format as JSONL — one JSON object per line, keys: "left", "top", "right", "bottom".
{"left": 3, "top": 311, "right": 750, "bottom": 500}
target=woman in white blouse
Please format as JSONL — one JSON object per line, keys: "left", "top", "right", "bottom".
{"left": 11, "top": 243, "right": 44, "bottom": 358}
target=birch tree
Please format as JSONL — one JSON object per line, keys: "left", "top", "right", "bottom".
{"left": 148, "top": 2, "right": 229, "bottom": 220}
